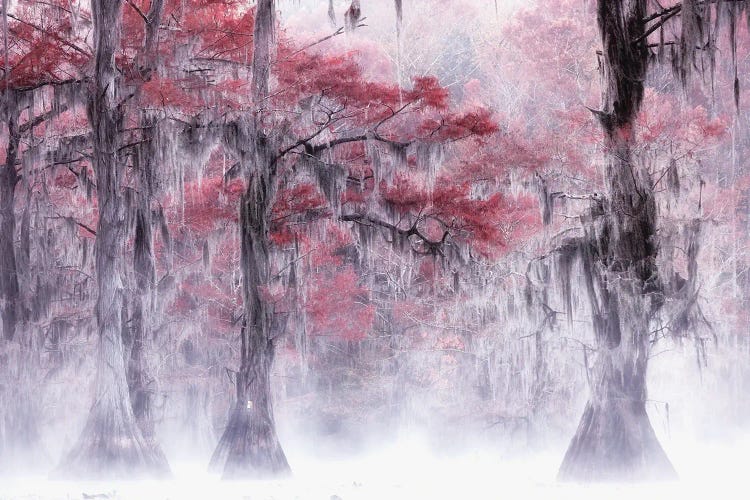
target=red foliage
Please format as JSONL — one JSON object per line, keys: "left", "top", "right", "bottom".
{"left": 2, "top": 1, "right": 89, "bottom": 89}
{"left": 305, "top": 268, "right": 375, "bottom": 341}
{"left": 375, "top": 169, "right": 539, "bottom": 256}
{"left": 6, "top": 0, "right": 551, "bottom": 354}
{"left": 173, "top": 177, "right": 243, "bottom": 236}
{"left": 407, "top": 77, "right": 450, "bottom": 110}
{"left": 272, "top": 183, "right": 328, "bottom": 221}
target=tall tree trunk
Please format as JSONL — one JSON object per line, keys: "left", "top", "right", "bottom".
{"left": 127, "top": 113, "right": 160, "bottom": 444}
{"left": 558, "top": 0, "right": 676, "bottom": 481}
{"left": 128, "top": 188, "right": 155, "bottom": 441}
{"left": 209, "top": 0, "right": 289, "bottom": 478}
{"left": 209, "top": 179, "right": 289, "bottom": 478}
{"left": 1, "top": 102, "right": 20, "bottom": 342}
{"left": 0, "top": 96, "right": 44, "bottom": 470}
{"left": 56, "top": 0, "right": 169, "bottom": 478}
{"left": 182, "top": 383, "right": 215, "bottom": 454}
{"left": 125, "top": 0, "right": 164, "bottom": 450}
{"left": 1, "top": 94, "right": 78, "bottom": 467}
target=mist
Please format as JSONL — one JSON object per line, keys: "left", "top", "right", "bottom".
{"left": 4, "top": 340, "right": 749, "bottom": 498}
{"left": 3, "top": 0, "right": 750, "bottom": 498}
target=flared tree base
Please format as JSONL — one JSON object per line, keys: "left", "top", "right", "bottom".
{"left": 209, "top": 406, "right": 290, "bottom": 480}
{"left": 558, "top": 400, "right": 677, "bottom": 482}
{"left": 54, "top": 407, "right": 170, "bottom": 479}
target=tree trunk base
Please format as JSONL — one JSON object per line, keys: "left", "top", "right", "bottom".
{"left": 0, "top": 395, "right": 48, "bottom": 472}
{"left": 558, "top": 400, "right": 676, "bottom": 482}
{"left": 0, "top": 342, "right": 48, "bottom": 472}
{"left": 209, "top": 406, "right": 290, "bottom": 479}
{"left": 54, "top": 406, "right": 170, "bottom": 479}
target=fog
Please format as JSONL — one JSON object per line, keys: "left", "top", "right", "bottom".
{"left": 4, "top": 341, "right": 750, "bottom": 499}
{"left": 3, "top": 0, "right": 750, "bottom": 498}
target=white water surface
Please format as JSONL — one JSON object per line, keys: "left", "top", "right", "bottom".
{"left": 3, "top": 434, "right": 750, "bottom": 500}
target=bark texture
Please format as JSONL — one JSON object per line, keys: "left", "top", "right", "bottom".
{"left": 209, "top": 144, "right": 290, "bottom": 479}
{"left": 1, "top": 101, "right": 21, "bottom": 342}
{"left": 558, "top": 0, "right": 676, "bottom": 482}
{"left": 56, "top": 0, "right": 169, "bottom": 478}
{"left": 126, "top": 0, "right": 164, "bottom": 449}
{"left": 0, "top": 94, "right": 45, "bottom": 470}
{"left": 209, "top": 0, "right": 290, "bottom": 479}
{"left": 128, "top": 129, "right": 157, "bottom": 443}
{"left": 127, "top": 159, "right": 154, "bottom": 441}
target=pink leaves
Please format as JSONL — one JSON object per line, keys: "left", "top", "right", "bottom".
{"left": 408, "top": 76, "right": 450, "bottom": 110}
{"left": 418, "top": 108, "right": 499, "bottom": 142}
{"left": 273, "top": 183, "right": 328, "bottom": 220}
{"left": 637, "top": 90, "right": 728, "bottom": 153}
{"left": 3, "top": 2, "right": 89, "bottom": 89}
{"left": 305, "top": 268, "right": 375, "bottom": 341}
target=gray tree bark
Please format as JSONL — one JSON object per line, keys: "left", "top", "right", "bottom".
{"left": 208, "top": 180, "right": 290, "bottom": 478}
{"left": 125, "top": 0, "right": 164, "bottom": 449}
{"left": 56, "top": 0, "right": 169, "bottom": 478}
{"left": 128, "top": 113, "right": 158, "bottom": 444}
{"left": 0, "top": 94, "right": 47, "bottom": 470}
{"left": 209, "top": 0, "right": 290, "bottom": 479}
{"left": 0, "top": 99, "right": 21, "bottom": 343}
{"left": 558, "top": 0, "right": 676, "bottom": 482}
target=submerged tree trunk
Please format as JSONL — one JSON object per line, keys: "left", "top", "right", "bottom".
{"left": 1, "top": 102, "right": 21, "bottom": 343}
{"left": 128, "top": 200, "right": 156, "bottom": 441}
{"left": 56, "top": 0, "right": 169, "bottom": 478}
{"left": 209, "top": 176, "right": 290, "bottom": 479}
{"left": 0, "top": 95, "right": 46, "bottom": 469}
{"left": 209, "top": 0, "right": 289, "bottom": 479}
{"left": 559, "top": 139, "right": 675, "bottom": 481}
{"left": 127, "top": 113, "right": 160, "bottom": 444}
{"left": 125, "top": 0, "right": 165, "bottom": 451}
{"left": 558, "top": 0, "right": 676, "bottom": 482}
{"left": 0, "top": 338, "right": 46, "bottom": 469}
{"left": 559, "top": 317, "right": 672, "bottom": 481}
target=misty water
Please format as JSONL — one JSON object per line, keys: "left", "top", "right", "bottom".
{"left": 3, "top": 345, "right": 749, "bottom": 500}
{"left": 5, "top": 441, "right": 749, "bottom": 500}
{"left": 5, "top": 0, "right": 750, "bottom": 498}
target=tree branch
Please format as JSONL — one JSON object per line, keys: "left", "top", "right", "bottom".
{"left": 310, "top": 133, "right": 411, "bottom": 155}
{"left": 18, "top": 103, "right": 69, "bottom": 134}
{"left": 341, "top": 212, "right": 449, "bottom": 254}
{"left": 125, "top": 0, "right": 149, "bottom": 24}
{"left": 7, "top": 13, "right": 90, "bottom": 56}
